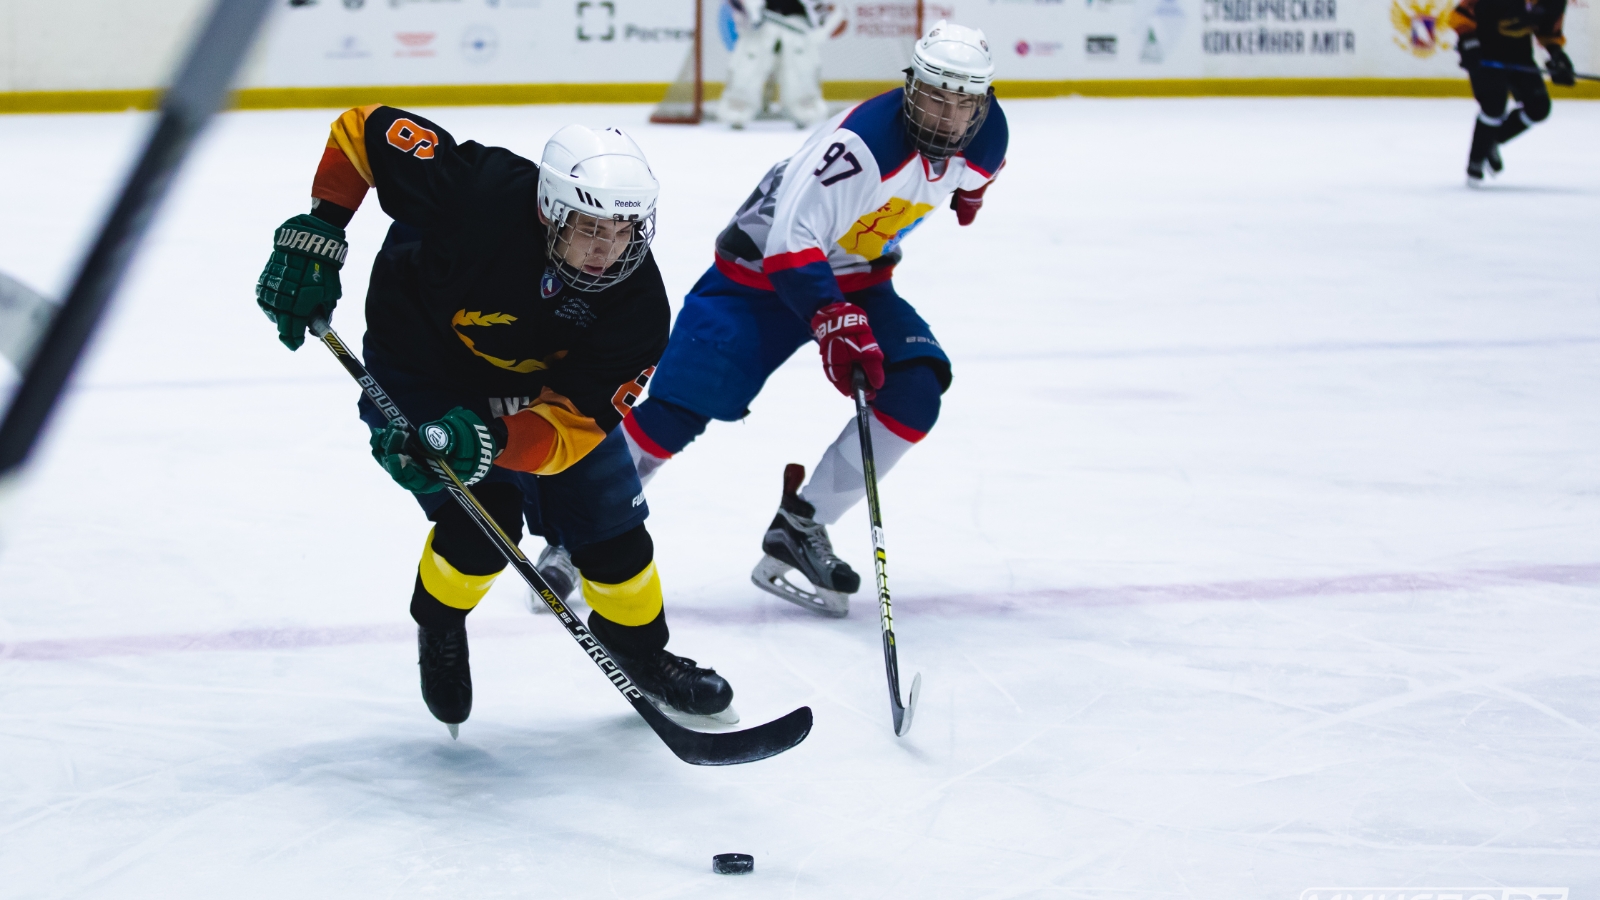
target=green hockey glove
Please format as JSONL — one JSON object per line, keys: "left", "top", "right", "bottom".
{"left": 256, "top": 214, "right": 348, "bottom": 350}
{"left": 369, "top": 407, "right": 497, "bottom": 494}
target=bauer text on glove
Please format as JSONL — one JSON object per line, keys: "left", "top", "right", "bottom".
{"left": 811, "top": 302, "right": 885, "bottom": 398}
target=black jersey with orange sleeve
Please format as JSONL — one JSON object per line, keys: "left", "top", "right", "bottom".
{"left": 1449, "top": 0, "right": 1567, "bottom": 63}
{"left": 307, "top": 105, "right": 668, "bottom": 476}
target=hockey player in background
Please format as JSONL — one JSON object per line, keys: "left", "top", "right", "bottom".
{"left": 718, "top": 0, "right": 832, "bottom": 129}
{"left": 624, "top": 22, "right": 1007, "bottom": 616}
{"left": 254, "top": 107, "right": 737, "bottom": 734}
{"left": 1450, "top": 0, "right": 1574, "bottom": 184}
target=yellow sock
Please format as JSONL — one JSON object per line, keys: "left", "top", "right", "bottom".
{"left": 581, "top": 561, "right": 664, "bottom": 626}
{"left": 416, "top": 527, "right": 501, "bottom": 610}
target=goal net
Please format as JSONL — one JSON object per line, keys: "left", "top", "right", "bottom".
{"left": 651, "top": 0, "right": 711, "bottom": 124}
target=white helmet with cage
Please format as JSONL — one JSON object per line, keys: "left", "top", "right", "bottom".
{"left": 537, "top": 125, "right": 660, "bottom": 292}
{"left": 903, "top": 21, "right": 996, "bottom": 160}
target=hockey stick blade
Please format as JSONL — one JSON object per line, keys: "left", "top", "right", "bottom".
{"left": 497, "top": 541, "right": 809, "bottom": 764}
{"left": 894, "top": 672, "right": 921, "bottom": 737}
{"left": 852, "top": 366, "right": 921, "bottom": 737}
{"left": 310, "top": 321, "right": 811, "bottom": 765}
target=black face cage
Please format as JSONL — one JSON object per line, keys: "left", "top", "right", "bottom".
{"left": 545, "top": 207, "right": 657, "bottom": 293}
{"left": 901, "top": 73, "right": 994, "bottom": 162}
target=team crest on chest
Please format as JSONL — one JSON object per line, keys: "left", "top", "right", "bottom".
{"left": 540, "top": 267, "right": 563, "bottom": 299}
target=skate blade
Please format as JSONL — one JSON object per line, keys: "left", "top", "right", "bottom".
{"left": 751, "top": 555, "right": 849, "bottom": 618}
{"left": 641, "top": 690, "right": 741, "bottom": 727}
{"left": 523, "top": 588, "right": 551, "bottom": 615}
{"left": 447, "top": 723, "right": 459, "bottom": 740}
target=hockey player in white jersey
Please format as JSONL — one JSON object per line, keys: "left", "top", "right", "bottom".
{"left": 623, "top": 22, "right": 1007, "bottom": 615}
{"left": 719, "top": 0, "right": 832, "bottom": 129}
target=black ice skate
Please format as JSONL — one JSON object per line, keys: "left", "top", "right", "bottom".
{"left": 417, "top": 624, "right": 472, "bottom": 739}
{"left": 751, "top": 463, "right": 859, "bottom": 618}
{"left": 525, "top": 543, "right": 578, "bottom": 614}
{"left": 613, "top": 647, "right": 739, "bottom": 726}
{"left": 1467, "top": 120, "right": 1497, "bottom": 188}
{"left": 1485, "top": 143, "right": 1503, "bottom": 175}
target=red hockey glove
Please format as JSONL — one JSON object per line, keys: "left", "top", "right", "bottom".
{"left": 951, "top": 183, "right": 989, "bottom": 226}
{"left": 811, "top": 302, "right": 885, "bottom": 399}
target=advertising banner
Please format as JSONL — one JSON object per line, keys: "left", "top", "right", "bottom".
{"left": 252, "top": 0, "right": 699, "bottom": 87}
{"left": 247, "top": 0, "right": 1594, "bottom": 89}
{"left": 3, "top": 0, "right": 1593, "bottom": 111}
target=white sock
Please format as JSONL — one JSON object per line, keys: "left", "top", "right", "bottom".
{"left": 799, "top": 414, "right": 917, "bottom": 525}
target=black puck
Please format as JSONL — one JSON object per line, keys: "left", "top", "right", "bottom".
{"left": 712, "top": 852, "right": 754, "bottom": 875}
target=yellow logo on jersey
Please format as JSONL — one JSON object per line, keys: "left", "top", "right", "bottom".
{"left": 452, "top": 309, "right": 552, "bottom": 373}
{"left": 837, "top": 198, "right": 936, "bottom": 261}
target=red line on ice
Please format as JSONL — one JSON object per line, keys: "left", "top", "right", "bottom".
{"left": 2, "top": 564, "right": 1596, "bottom": 661}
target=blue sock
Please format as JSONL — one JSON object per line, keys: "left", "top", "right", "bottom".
{"left": 628, "top": 397, "right": 711, "bottom": 456}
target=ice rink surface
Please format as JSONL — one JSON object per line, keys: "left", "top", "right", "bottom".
{"left": 1, "top": 97, "right": 1598, "bottom": 898}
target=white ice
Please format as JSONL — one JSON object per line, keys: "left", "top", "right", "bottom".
{"left": 1, "top": 98, "right": 1598, "bottom": 898}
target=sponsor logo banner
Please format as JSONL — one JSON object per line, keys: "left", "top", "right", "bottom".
{"left": 251, "top": 0, "right": 1518, "bottom": 88}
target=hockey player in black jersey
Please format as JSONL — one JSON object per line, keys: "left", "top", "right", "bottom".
{"left": 1449, "top": 0, "right": 1574, "bottom": 184}
{"left": 254, "top": 106, "right": 736, "bottom": 734}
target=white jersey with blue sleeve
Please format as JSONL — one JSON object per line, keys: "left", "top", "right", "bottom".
{"left": 712, "top": 88, "right": 1008, "bottom": 321}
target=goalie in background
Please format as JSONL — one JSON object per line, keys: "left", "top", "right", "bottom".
{"left": 718, "top": 0, "right": 833, "bottom": 129}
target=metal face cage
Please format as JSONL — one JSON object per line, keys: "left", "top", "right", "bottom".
{"left": 545, "top": 206, "right": 656, "bottom": 293}
{"left": 901, "top": 74, "right": 993, "bottom": 162}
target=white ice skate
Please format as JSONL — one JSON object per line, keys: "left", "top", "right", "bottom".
{"left": 525, "top": 543, "right": 579, "bottom": 614}
{"left": 751, "top": 554, "right": 850, "bottom": 619}
{"left": 749, "top": 464, "right": 858, "bottom": 618}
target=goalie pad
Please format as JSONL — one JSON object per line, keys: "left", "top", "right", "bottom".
{"left": 719, "top": 13, "right": 826, "bottom": 128}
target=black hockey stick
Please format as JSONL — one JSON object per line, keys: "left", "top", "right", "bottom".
{"left": 310, "top": 320, "right": 812, "bottom": 766}
{"left": 1478, "top": 59, "right": 1600, "bottom": 82}
{"left": 852, "top": 366, "right": 921, "bottom": 737}
{"left": 0, "top": 0, "right": 275, "bottom": 484}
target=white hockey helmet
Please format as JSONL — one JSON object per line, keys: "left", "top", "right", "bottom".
{"left": 903, "top": 21, "right": 995, "bottom": 160}
{"left": 537, "top": 125, "right": 659, "bottom": 292}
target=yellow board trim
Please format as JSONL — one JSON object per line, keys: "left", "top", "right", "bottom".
{"left": 418, "top": 527, "right": 500, "bottom": 611}
{"left": 582, "top": 562, "right": 664, "bottom": 628}
{"left": 5, "top": 78, "right": 1597, "bottom": 114}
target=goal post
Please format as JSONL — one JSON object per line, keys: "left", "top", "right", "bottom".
{"left": 650, "top": 0, "right": 705, "bottom": 123}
